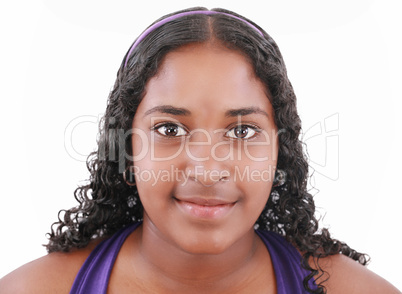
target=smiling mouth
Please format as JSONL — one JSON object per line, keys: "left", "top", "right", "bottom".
{"left": 174, "top": 197, "right": 236, "bottom": 219}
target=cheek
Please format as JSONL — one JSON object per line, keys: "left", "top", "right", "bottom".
{"left": 236, "top": 161, "right": 274, "bottom": 203}
{"left": 234, "top": 141, "right": 277, "bottom": 213}
{"left": 132, "top": 160, "right": 175, "bottom": 203}
{"left": 132, "top": 137, "right": 185, "bottom": 208}
{"left": 234, "top": 138, "right": 278, "bottom": 183}
{"left": 242, "top": 130, "right": 278, "bottom": 163}
{"left": 132, "top": 126, "right": 187, "bottom": 162}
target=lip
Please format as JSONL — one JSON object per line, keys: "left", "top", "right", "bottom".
{"left": 174, "top": 197, "right": 236, "bottom": 219}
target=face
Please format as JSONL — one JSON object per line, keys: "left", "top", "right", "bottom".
{"left": 132, "top": 43, "right": 278, "bottom": 254}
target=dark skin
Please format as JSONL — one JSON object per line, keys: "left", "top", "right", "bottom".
{"left": 107, "top": 225, "right": 275, "bottom": 293}
{"left": 0, "top": 43, "right": 400, "bottom": 294}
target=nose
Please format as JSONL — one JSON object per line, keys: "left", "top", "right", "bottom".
{"left": 186, "top": 165, "right": 230, "bottom": 187}
{"left": 185, "top": 129, "right": 230, "bottom": 187}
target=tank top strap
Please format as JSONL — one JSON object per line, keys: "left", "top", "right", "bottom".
{"left": 70, "top": 223, "right": 316, "bottom": 293}
{"left": 70, "top": 222, "right": 140, "bottom": 294}
{"left": 255, "top": 230, "right": 317, "bottom": 293}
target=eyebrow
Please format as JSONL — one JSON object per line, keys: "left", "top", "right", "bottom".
{"left": 225, "top": 107, "right": 269, "bottom": 118}
{"left": 143, "top": 105, "right": 269, "bottom": 118}
{"left": 144, "top": 105, "right": 191, "bottom": 117}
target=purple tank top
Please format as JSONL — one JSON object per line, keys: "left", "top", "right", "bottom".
{"left": 70, "top": 222, "right": 317, "bottom": 293}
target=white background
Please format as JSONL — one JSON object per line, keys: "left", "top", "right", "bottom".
{"left": 1, "top": 0, "right": 401, "bottom": 290}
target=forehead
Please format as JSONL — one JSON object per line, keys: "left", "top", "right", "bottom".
{"left": 140, "top": 43, "right": 271, "bottom": 115}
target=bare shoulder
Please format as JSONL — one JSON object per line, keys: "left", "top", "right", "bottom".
{"left": 0, "top": 242, "right": 99, "bottom": 294}
{"left": 314, "top": 254, "right": 401, "bottom": 294}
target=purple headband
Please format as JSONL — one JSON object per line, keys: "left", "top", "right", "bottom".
{"left": 124, "top": 10, "right": 264, "bottom": 68}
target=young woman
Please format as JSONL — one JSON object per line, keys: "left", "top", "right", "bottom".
{"left": 0, "top": 7, "right": 400, "bottom": 294}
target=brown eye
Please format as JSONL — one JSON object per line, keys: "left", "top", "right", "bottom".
{"left": 155, "top": 123, "right": 187, "bottom": 137}
{"left": 226, "top": 125, "right": 257, "bottom": 139}
{"left": 234, "top": 126, "right": 249, "bottom": 138}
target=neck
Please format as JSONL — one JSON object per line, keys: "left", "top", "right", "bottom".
{"left": 130, "top": 219, "right": 267, "bottom": 292}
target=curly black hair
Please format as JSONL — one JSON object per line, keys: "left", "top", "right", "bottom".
{"left": 46, "top": 7, "right": 369, "bottom": 293}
